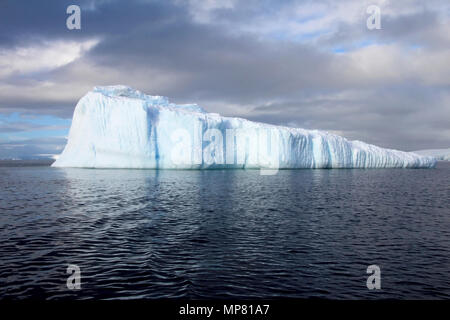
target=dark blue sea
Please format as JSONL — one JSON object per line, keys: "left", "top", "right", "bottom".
{"left": 0, "top": 160, "right": 449, "bottom": 299}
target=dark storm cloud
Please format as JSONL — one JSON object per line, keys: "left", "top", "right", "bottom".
{"left": 90, "top": 32, "right": 339, "bottom": 103}
{"left": 247, "top": 85, "right": 450, "bottom": 150}
{"left": 0, "top": 0, "right": 85, "bottom": 44}
{"left": 0, "top": 0, "right": 448, "bottom": 153}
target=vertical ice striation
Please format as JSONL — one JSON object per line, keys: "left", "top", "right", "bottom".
{"left": 52, "top": 86, "right": 436, "bottom": 169}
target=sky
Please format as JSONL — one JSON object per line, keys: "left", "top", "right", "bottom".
{"left": 0, "top": 0, "right": 449, "bottom": 159}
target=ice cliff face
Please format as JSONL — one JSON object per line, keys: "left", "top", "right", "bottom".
{"left": 52, "top": 85, "right": 436, "bottom": 169}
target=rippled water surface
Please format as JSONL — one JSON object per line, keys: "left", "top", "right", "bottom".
{"left": 0, "top": 161, "right": 449, "bottom": 299}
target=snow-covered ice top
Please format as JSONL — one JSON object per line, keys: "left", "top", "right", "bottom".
{"left": 92, "top": 85, "right": 206, "bottom": 113}
{"left": 53, "top": 86, "right": 436, "bottom": 169}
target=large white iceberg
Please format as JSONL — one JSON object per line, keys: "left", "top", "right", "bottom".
{"left": 53, "top": 85, "right": 436, "bottom": 169}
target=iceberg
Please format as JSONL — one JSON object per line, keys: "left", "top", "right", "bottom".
{"left": 53, "top": 85, "right": 436, "bottom": 169}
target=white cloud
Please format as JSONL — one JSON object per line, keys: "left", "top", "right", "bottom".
{"left": 0, "top": 39, "right": 99, "bottom": 79}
